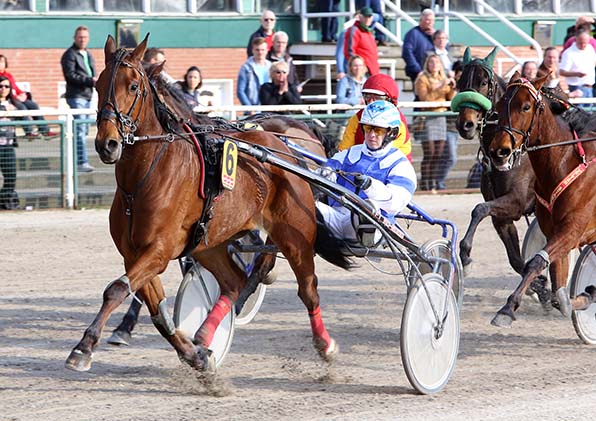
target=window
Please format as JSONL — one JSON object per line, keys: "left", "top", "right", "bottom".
{"left": 151, "top": 0, "right": 187, "bottom": 13}
{"left": 196, "top": 0, "right": 238, "bottom": 12}
{"left": 49, "top": 0, "right": 94, "bottom": 12}
{"left": 105, "top": 0, "right": 142, "bottom": 12}
{"left": 261, "top": 0, "right": 293, "bottom": 14}
{"left": 560, "top": 0, "right": 592, "bottom": 13}
{"left": 0, "top": 0, "right": 30, "bottom": 10}
{"left": 522, "top": 0, "right": 553, "bottom": 13}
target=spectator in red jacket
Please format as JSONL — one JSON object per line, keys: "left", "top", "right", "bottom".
{"left": 344, "top": 7, "right": 380, "bottom": 76}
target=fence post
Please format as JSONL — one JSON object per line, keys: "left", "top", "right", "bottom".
{"left": 64, "top": 110, "right": 75, "bottom": 209}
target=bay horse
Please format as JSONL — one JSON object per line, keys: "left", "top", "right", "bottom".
{"left": 451, "top": 47, "right": 536, "bottom": 275}
{"left": 107, "top": 75, "right": 334, "bottom": 346}
{"left": 65, "top": 34, "right": 351, "bottom": 373}
{"left": 488, "top": 73, "right": 596, "bottom": 327}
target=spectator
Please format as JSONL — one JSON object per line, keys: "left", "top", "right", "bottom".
{"left": 559, "top": 30, "right": 596, "bottom": 101}
{"left": 247, "top": 10, "right": 276, "bottom": 57}
{"left": 176, "top": 66, "right": 213, "bottom": 109}
{"left": 344, "top": 7, "right": 380, "bottom": 76}
{"left": 520, "top": 60, "right": 538, "bottom": 80}
{"left": 335, "top": 14, "right": 359, "bottom": 80}
{"left": 0, "top": 55, "right": 58, "bottom": 139}
{"left": 335, "top": 55, "right": 367, "bottom": 109}
{"left": 436, "top": 60, "right": 463, "bottom": 190}
{"left": 266, "top": 31, "right": 300, "bottom": 90}
{"left": 537, "top": 46, "right": 578, "bottom": 98}
{"left": 60, "top": 25, "right": 97, "bottom": 173}
{"left": 429, "top": 30, "right": 452, "bottom": 76}
{"left": 563, "top": 16, "right": 596, "bottom": 49}
{"left": 403, "top": 9, "right": 435, "bottom": 86}
{"left": 414, "top": 53, "right": 457, "bottom": 191}
{"left": 258, "top": 61, "right": 301, "bottom": 107}
{"left": 0, "top": 76, "right": 24, "bottom": 209}
{"left": 316, "top": 0, "right": 341, "bottom": 42}
{"left": 237, "top": 38, "right": 272, "bottom": 106}
{"left": 142, "top": 47, "right": 176, "bottom": 85}
{"left": 316, "top": 100, "right": 416, "bottom": 243}
{"left": 356, "top": 0, "right": 386, "bottom": 45}
{"left": 338, "top": 73, "right": 412, "bottom": 162}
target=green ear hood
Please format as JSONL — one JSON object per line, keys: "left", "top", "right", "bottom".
{"left": 451, "top": 91, "right": 493, "bottom": 112}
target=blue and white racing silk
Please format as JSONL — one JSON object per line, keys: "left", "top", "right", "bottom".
{"left": 323, "top": 143, "right": 417, "bottom": 224}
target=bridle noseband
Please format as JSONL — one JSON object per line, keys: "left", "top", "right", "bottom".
{"left": 97, "top": 49, "right": 148, "bottom": 145}
{"left": 493, "top": 78, "right": 544, "bottom": 170}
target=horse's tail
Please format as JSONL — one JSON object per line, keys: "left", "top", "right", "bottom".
{"left": 314, "top": 209, "right": 354, "bottom": 270}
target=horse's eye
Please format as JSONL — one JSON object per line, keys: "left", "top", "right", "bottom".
{"left": 522, "top": 103, "right": 531, "bottom": 112}
{"left": 130, "top": 82, "right": 139, "bottom": 92}
{"left": 481, "top": 80, "right": 488, "bottom": 87}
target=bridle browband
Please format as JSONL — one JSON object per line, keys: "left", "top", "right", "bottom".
{"left": 459, "top": 59, "right": 498, "bottom": 110}
{"left": 97, "top": 49, "right": 149, "bottom": 145}
{"left": 493, "top": 78, "right": 544, "bottom": 169}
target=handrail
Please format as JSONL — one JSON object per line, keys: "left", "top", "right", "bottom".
{"left": 299, "top": 0, "right": 356, "bottom": 43}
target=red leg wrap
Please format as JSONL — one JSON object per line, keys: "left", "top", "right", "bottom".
{"left": 197, "top": 295, "right": 232, "bottom": 348}
{"left": 309, "top": 306, "right": 331, "bottom": 345}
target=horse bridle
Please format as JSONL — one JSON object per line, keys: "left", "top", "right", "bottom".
{"left": 459, "top": 59, "right": 498, "bottom": 109}
{"left": 97, "top": 49, "right": 148, "bottom": 145}
{"left": 494, "top": 78, "right": 544, "bottom": 169}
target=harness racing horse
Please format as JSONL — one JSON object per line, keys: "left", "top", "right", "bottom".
{"left": 65, "top": 34, "right": 351, "bottom": 373}
{"left": 107, "top": 80, "right": 334, "bottom": 346}
{"left": 488, "top": 73, "right": 596, "bottom": 327}
{"left": 451, "top": 47, "right": 536, "bottom": 276}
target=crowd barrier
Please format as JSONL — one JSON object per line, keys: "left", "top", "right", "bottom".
{"left": 1, "top": 98, "right": 593, "bottom": 210}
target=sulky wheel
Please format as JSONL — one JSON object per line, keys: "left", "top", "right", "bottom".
{"left": 570, "top": 246, "right": 596, "bottom": 345}
{"left": 414, "top": 238, "right": 464, "bottom": 309}
{"left": 173, "top": 264, "right": 235, "bottom": 368}
{"left": 401, "top": 273, "right": 460, "bottom": 394}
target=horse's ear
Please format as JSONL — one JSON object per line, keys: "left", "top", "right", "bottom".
{"left": 129, "top": 33, "right": 150, "bottom": 63}
{"left": 509, "top": 71, "right": 521, "bottom": 83}
{"left": 484, "top": 47, "right": 499, "bottom": 69}
{"left": 149, "top": 61, "right": 165, "bottom": 79}
{"left": 463, "top": 47, "right": 472, "bottom": 64}
{"left": 533, "top": 73, "right": 549, "bottom": 91}
{"left": 104, "top": 35, "right": 116, "bottom": 65}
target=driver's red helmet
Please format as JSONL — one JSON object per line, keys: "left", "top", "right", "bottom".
{"left": 361, "top": 74, "right": 400, "bottom": 105}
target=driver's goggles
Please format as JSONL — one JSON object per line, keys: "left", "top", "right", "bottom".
{"left": 363, "top": 93, "right": 389, "bottom": 103}
{"left": 361, "top": 125, "right": 387, "bottom": 136}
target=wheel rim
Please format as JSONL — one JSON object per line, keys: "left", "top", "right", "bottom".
{"left": 571, "top": 247, "right": 596, "bottom": 344}
{"left": 401, "top": 274, "right": 459, "bottom": 394}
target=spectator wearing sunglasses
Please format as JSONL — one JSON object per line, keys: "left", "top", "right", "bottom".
{"left": 266, "top": 31, "right": 300, "bottom": 90}
{"left": 0, "top": 76, "right": 26, "bottom": 209}
{"left": 259, "top": 61, "right": 301, "bottom": 108}
{"left": 247, "top": 10, "right": 276, "bottom": 57}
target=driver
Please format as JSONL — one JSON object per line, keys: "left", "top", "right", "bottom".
{"left": 317, "top": 100, "right": 417, "bottom": 242}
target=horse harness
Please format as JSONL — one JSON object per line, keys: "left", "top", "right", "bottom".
{"left": 496, "top": 78, "right": 596, "bottom": 213}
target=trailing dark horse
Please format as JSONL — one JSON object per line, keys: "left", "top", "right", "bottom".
{"left": 106, "top": 64, "right": 336, "bottom": 347}
{"left": 451, "top": 47, "right": 536, "bottom": 276}
{"left": 65, "top": 34, "right": 351, "bottom": 373}
{"left": 488, "top": 73, "right": 596, "bottom": 327}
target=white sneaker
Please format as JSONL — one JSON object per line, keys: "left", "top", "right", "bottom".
{"left": 77, "top": 163, "right": 95, "bottom": 173}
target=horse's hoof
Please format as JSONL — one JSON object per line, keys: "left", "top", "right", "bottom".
{"left": 107, "top": 330, "right": 131, "bottom": 346}
{"left": 491, "top": 313, "right": 514, "bottom": 328}
{"left": 65, "top": 349, "right": 92, "bottom": 372}
{"left": 313, "top": 337, "right": 339, "bottom": 363}
{"left": 556, "top": 287, "right": 572, "bottom": 318}
{"left": 261, "top": 269, "right": 278, "bottom": 285}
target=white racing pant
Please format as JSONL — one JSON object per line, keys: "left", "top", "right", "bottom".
{"left": 316, "top": 202, "right": 358, "bottom": 241}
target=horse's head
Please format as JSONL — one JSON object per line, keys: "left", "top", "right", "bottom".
{"left": 451, "top": 47, "right": 498, "bottom": 139}
{"left": 95, "top": 34, "right": 164, "bottom": 164}
{"left": 489, "top": 71, "right": 548, "bottom": 171}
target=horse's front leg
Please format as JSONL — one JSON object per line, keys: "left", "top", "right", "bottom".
{"left": 65, "top": 274, "right": 134, "bottom": 371}
{"left": 107, "top": 298, "right": 144, "bottom": 346}
{"left": 490, "top": 252, "right": 549, "bottom": 328}
{"left": 491, "top": 217, "right": 524, "bottom": 274}
{"left": 459, "top": 201, "right": 494, "bottom": 268}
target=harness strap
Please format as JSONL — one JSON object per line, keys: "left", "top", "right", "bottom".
{"left": 183, "top": 123, "right": 207, "bottom": 199}
{"left": 535, "top": 136, "right": 596, "bottom": 213}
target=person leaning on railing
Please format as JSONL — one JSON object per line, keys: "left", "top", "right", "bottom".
{"left": 0, "top": 76, "right": 24, "bottom": 210}
{"left": 338, "top": 73, "right": 412, "bottom": 162}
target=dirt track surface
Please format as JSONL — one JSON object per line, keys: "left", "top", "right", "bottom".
{"left": 1, "top": 193, "right": 595, "bottom": 421}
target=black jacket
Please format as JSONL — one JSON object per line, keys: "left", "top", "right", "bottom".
{"left": 60, "top": 44, "right": 96, "bottom": 100}
{"left": 259, "top": 82, "right": 302, "bottom": 107}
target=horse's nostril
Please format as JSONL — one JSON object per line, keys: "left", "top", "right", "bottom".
{"left": 108, "top": 139, "right": 119, "bottom": 152}
{"left": 497, "top": 148, "right": 511, "bottom": 158}
{"left": 463, "top": 121, "right": 475, "bottom": 130}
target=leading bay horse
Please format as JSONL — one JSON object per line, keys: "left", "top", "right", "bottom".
{"left": 488, "top": 73, "right": 596, "bottom": 327}
{"left": 65, "top": 34, "right": 351, "bottom": 373}
{"left": 107, "top": 75, "right": 334, "bottom": 346}
{"left": 451, "top": 47, "right": 536, "bottom": 276}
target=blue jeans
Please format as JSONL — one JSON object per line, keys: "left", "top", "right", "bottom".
{"left": 66, "top": 97, "right": 91, "bottom": 165}
{"left": 568, "top": 85, "right": 593, "bottom": 109}
{"left": 436, "top": 130, "right": 459, "bottom": 189}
